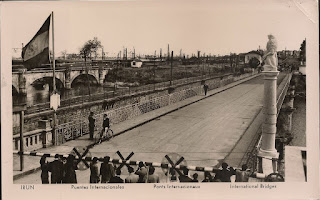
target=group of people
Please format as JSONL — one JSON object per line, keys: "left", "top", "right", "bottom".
{"left": 40, "top": 155, "right": 251, "bottom": 184}
{"left": 166, "top": 162, "right": 251, "bottom": 183}
{"left": 40, "top": 154, "right": 77, "bottom": 184}
{"left": 89, "top": 158, "right": 160, "bottom": 183}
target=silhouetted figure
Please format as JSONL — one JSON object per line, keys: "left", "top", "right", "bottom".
{"left": 100, "top": 156, "right": 115, "bottom": 183}
{"left": 88, "top": 111, "right": 95, "bottom": 140}
{"left": 191, "top": 173, "right": 199, "bottom": 182}
{"left": 179, "top": 167, "right": 193, "bottom": 182}
{"left": 49, "top": 155, "right": 64, "bottom": 184}
{"left": 90, "top": 157, "right": 100, "bottom": 183}
{"left": 64, "top": 155, "right": 78, "bottom": 183}
{"left": 202, "top": 171, "right": 214, "bottom": 182}
{"left": 213, "top": 162, "right": 235, "bottom": 182}
{"left": 109, "top": 168, "right": 124, "bottom": 183}
{"left": 40, "top": 155, "right": 49, "bottom": 184}
{"left": 203, "top": 84, "right": 209, "bottom": 96}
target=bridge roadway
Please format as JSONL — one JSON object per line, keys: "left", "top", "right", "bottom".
{"left": 14, "top": 74, "right": 285, "bottom": 183}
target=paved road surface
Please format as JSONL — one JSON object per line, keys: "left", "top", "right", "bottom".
{"left": 14, "top": 75, "right": 266, "bottom": 184}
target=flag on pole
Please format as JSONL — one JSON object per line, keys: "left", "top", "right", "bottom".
{"left": 22, "top": 15, "right": 51, "bottom": 68}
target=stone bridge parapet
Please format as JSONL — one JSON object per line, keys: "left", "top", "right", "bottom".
{"left": 12, "top": 66, "right": 109, "bottom": 95}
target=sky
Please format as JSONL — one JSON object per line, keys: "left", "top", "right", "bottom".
{"left": 3, "top": 0, "right": 316, "bottom": 58}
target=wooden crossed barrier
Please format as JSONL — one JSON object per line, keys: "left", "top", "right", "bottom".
{"left": 13, "top": 150, "right": 220, "bottom": 173}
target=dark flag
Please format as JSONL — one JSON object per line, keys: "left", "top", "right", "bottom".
{"left": 22, "top": 15, "right": 51, "bottom": 68}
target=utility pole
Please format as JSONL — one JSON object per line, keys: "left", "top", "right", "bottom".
{"left": 170, "top": 51, "right": 173, "bottom": 86}
{"left": 167, "top": 44, "right": 170, "bottom": 61}
{"left": 160, "top": 48, "right": 162, "bottom": 60}
{"left": 133, "top": 48, "right": 135, "bottom": 59}
{"left": 125, "top": 48, "right": 127, "bottom": 60}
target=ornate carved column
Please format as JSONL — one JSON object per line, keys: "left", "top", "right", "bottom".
{"left": 257, "top": 35, "right": 279, "bottom": 177}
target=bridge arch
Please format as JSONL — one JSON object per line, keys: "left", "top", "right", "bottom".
{"left": 30, "top": 76, "right": 65, "bottom": 90}
{"left": 70, "top": 74, "right": 99, "bottom": 88}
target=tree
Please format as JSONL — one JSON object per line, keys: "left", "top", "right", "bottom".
{"left": 80, "top": 37, "right": 103, "bottom": 61}
{"left": 249, "top": 57, "right": 260, "bottom": 68}
{"left": 299, "top": 39, "right": 306, "bottom": 64}
{"left": 79, "top": 37, "right": 103, "bottom": 96}
{"left": 61, "top": 50, "right": 67, "bottom": 59}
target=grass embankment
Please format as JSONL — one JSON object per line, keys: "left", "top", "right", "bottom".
{"left": 105, "top": 64, "right": 234, "bottom": 86}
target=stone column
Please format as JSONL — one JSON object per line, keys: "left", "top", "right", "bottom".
{"left": 98, "top": 66, "right": 104, "bottom": 85}
{"left": 39, "top": 120, "right": 53, "bottom": 148}
{"left": 18, "top": 69, "right": 27, "bottom": 96}
{"left": 65, "top": 68, "right": 71, "bottom": 89}
{"left": 257, "top": 70, "right": 279, "bottom": 175}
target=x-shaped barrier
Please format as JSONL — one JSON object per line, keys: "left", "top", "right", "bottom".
{"left": 72, "top": 147, "right": 90, "bottom": 169}
{"left": 116, "top": 151, "right": 135, "bottom": 170}
{"left": 165, "top": 154, "right": 185, "bottom": 177}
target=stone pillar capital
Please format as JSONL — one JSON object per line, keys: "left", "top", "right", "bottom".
{"left": 262, "top": 71, "right": 279, "bottom": 80}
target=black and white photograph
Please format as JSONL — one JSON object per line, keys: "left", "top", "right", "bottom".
{"left": 1, "top": 0, "right": 319, "bottom": 199}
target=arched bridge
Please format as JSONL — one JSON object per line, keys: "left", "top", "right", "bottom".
{"left": 12, "top": 66, "right": 109, "bottom": 95}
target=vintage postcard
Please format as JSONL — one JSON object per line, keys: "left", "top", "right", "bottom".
{"left": 1, "top": 0, "right": 319, "bottom": 200}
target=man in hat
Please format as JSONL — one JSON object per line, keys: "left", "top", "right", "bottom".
{"left": 49, "top": 154, "right": 64, "bottom": 184}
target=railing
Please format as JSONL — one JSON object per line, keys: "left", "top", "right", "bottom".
{"left": 55, "top": 120, "right": 89, "bottom": 145}
{"left": 24, "top": 72, "right": 236, "bottom": 115}
{"left": 13, "top": 129, "right": 44, "bottom": 151}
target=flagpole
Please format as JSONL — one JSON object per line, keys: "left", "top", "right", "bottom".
{"left": 52, "top": 11, "right": 56, "bottom": 92}
{"left": 52, "top": 11, "right": 57, "bottom": 145}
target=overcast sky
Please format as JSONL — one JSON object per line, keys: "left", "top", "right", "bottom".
{"left": 3, "top": 0, "right": 315, "bottom": 57}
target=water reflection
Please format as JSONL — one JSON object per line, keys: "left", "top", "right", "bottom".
{"left": 13, "top": 83, "right": 114, "bottom": 107}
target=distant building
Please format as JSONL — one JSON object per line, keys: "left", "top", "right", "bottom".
{"left": 131, "top": 59, "right": 143, "bottom": 68}
{"left": 244, "top": 51, "right": 262, "bottom": 65}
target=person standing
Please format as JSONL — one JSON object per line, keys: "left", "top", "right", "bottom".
{"left": 99, "top": 114, "right": 111, "bottom": 143}
{"left": 40, "top": 155, "right": 49, "bottom": 184}
{"left": 203, "top": 84, "right": 209, "bottom": 96}
{"left": 178, "top": 167, "right": 193, "bottom": 182}
{"left": 90, "top": 157, "right": 100, "bottom": 183}
{"left": 100, "top": 156, "right": 115, "bottom": 183}
{"left": 49, "top": 155, "right": 64, "bottom": 184}
{"left": 135, "top": 162, "right": 148, "bottom": 183}
{"left": 191, "top": 173, "right": 199, "bottom": 182}
{"left": 213, "top": 162, "right": 235, "bottom": 182}
{"left": 202, "top": 171, "right": 214, "bottom": 182}
{"left": 235, "top": 164, "right": 251, "bottom": 182}
{"left": 109, "top": 168, "right": 124, "bottom": 183}
{"left": 125, "top": 166, "right": 139, "bottom": 183}
{"left": 88, "top": 111, "right": 95, "bottom": 140}
{"left": 64, "top": 155, "right": 78, "bottom": 183}
{"left": 145, "top": 166, "right": 160, "bottom": 183}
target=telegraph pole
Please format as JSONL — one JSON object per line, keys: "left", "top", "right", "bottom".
{"left": 170, "top": 51, "right": 173, "bottom": 86}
